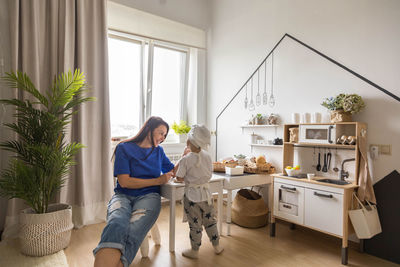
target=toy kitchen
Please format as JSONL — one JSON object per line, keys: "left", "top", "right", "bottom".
{"left": 269, "top": 122, "right": 367, "bottom": 265}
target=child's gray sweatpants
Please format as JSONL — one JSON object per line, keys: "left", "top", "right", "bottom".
{"left": 183, "top": 195, "right": 220, "bottom": 250}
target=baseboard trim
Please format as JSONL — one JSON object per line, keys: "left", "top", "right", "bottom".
{"left": 161, "top": 193, "right": 229, "bottom": 206}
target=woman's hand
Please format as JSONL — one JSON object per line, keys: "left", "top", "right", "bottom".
{"left": 172, "top": 165, "right": 178, "bottom": 176}
{"left": 159, "top": 171, "right": 173, "bottom": 185}
{"left": 175, "top": 177, "right": 184, "bottom": 183}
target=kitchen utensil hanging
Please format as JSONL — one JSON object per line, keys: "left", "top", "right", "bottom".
{"left": 322, "top": 148, "right": 328, "bottom": 172}
{"left": 244, "top": 83, "right": 248, "bottom": 109}
{"left": 312, "top": 147, "right": 316, "bottom": 168}
{"left": 316, "top": 148, "right": 321, "bottom": 171}
{"left": 269, "top": 52, "right": 276, "bottom": 108}
{"left": 256, "top": 69, "right": 261, "bottom": 106}
{"left": 263, "top": 61, "right": 268, "bottom": 105}
{"left": 333, "top": 148, "right": 339, "bottom": 172}
{"left": 249, "top": 76, "right": 255, "bottom": 111}
{"left": 327, "top": 149, "right": 332, "bottom": 170}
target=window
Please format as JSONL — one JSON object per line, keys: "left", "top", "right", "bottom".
{"left": 108, "top": 31, "right": 188, "bottom": 140}
{"left": 151, "top": 46, "right": 186, "bottom": 126}
{"left": 108, "top": 37, "right": 141, "bottom": 137}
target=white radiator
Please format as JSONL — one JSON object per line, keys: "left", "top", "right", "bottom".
{"left": 166, "top": 153, "right": 182, "bottom": 164}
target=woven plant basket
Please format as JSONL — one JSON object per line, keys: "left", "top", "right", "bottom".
{"left": 232, "top": 189, "right": 268, "bottom": 228}
{"left": 19, "top": 203, "right": 73, "bottom": 256}
{"left": 330, "top": 109, "right": 352, "bottom": 122}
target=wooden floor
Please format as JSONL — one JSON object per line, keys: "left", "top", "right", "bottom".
{"left": 64, "top": 202, "right": 397, "bottom": 267}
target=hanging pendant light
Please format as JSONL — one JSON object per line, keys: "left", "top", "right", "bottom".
{"left": 263, "top": 61, "right": 268, "bottom": 105}
{"left": 244, "top": 83, "right": 248, "bottom": 109}
{"left": 249, "top": 76, "right": 255, "bottom": 111}
{"left": 269, "top": 52, "right": 276, "bottom": 108}
{"left": 256, "top": 69, "right": 261, "bottom": 106}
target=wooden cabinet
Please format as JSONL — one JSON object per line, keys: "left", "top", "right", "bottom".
{"left": 282, "top": 122, "right": 367, "bottom": 184}
{"left": 271, "top": 176, "right": 357, "bottom": 265}
{"left": 270, "top": 122, "right": 367, "bottom": 265}
{"left": 274, "top": 177, "right": 346, "bottom": 236}
{"left": 273, "top": 180, "right": 305, "bottom": 225}
{"left": 304, "top": 187, "right": 343, "bottom": 236}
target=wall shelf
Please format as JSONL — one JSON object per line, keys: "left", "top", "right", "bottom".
{"left": 249, "top": 143, "right": 283, "bottom": 152}
{"left": 250, "top": 144, "right": 283, "bottom": 148}
{"left": 283, "top": 142, "right": 356, "bottom": 150}
{"left": 241, "top": 125, "right": 280, "bottom": 128}
{"left": 241, "top": 124, "right": 281, "bottom": 135}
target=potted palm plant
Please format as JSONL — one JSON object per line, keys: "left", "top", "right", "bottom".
{"left": 0, "top": 70, "right": 93, "bottom": 256}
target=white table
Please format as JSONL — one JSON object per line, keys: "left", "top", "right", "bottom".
{"left": 213, "top": 173, "right": 272, "bottom": 236}
{"left": 160, "top": 177, "right": 224, "bottom": 252}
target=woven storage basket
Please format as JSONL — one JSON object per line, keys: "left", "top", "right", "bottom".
{"left": 19, "top": 203, "right": 73, "bottom": 256}
{"left": 244, "top": 166, "right": 275, "bottom": 174}
{"left": 232, "top": 189, "right": 268, "bottom": 228}
{"left": 213, "top": 162, "right": 238, "bottom": 172}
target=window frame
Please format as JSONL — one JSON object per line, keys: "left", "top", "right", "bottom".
{"left": 108, "top": 30, "right": 189, "bottom": 136}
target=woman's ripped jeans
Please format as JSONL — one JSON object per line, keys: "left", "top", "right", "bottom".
{"left": 93, "top": 192, "right": 161, "bottom": 267}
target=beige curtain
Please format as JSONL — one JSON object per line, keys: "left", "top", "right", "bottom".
{"left": 1, "top": 0, "right": 113, "bottom": 239}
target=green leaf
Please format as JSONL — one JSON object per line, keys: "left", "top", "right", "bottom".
{"left": 171, "top": 120, "right": 191, "bottom": 135}
{"left": 0, "top": 69, "right": 94, "bottom": 213}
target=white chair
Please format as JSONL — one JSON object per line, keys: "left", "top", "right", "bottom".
{"left": 140, "top": 223, "right": 161, "bottom": 257}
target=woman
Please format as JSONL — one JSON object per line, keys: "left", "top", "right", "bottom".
{"left": 93, "top": 116, "right": 175, "bottom": 267}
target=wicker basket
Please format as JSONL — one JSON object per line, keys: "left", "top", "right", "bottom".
{"left": 19, "top": 203, "right": 73, "bottom": 256}
{"left": 213, "top": 162, "right": 238, "bottom": 172}
{"left": 244, "top": 166, "right": 275, "bottom": 174}
{"left": 231, "top": 189, "right": 268, "bottom": 228}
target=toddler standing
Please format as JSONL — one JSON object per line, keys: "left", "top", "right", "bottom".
{"left": 175, "top": 125, "right": 224, "bottom": 259}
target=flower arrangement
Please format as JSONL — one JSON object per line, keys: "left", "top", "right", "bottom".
{"left": 171, "top": 120, "right": 191, "bottom": 135}
{"left": 321, "top": 93, "right": 365, "bottom": 114}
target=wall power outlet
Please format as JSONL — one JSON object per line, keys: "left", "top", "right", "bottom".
{"left": 370, "top": 145, "right": 379, "bottom": 159}
{"left": 369, "top": 144, "right": 392, "bottom": 157}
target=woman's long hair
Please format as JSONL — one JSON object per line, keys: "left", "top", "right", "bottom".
{"left": 114, "top": 116, "right": 169, "bottom": 160}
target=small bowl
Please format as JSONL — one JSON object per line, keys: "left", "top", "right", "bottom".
{"left": 285, "top": 168, "right": 301, "bottom": 176}
{"left": 307, "top": 173, "right": 315, "bottom": 180}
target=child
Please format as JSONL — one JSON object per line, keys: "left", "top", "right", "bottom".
{"left": 175, "top": 124, "right": 224, "bottom": 259}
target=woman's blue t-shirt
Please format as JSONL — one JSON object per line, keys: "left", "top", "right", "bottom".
{"left": 113, "top": 142, "right": 174, "bottom": 196}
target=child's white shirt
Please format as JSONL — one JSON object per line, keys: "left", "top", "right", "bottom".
{"left": 176, "top": 150, "right": 212, "bottom": 203}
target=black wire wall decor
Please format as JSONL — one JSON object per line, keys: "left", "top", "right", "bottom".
{"left": 215, "top": 33, "right": 400, "bottom": 159}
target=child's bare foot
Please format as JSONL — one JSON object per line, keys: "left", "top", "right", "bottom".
{"left": 182, "top": 249, "right": 198, "bottom": 259}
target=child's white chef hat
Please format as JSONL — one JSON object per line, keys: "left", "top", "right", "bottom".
{"left": 187, "top": 124, "right": 211, "bottom": 149}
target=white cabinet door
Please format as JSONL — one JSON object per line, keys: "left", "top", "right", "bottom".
{"left": 274, "top": 182, "right": 305, "bottom": 225}
{"left": 304, "top": 188, "right": 343, "bottom": 236}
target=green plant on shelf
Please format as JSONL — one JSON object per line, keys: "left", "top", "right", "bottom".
{"left": 321, "top": 93, "right": 365, "bottom": 114}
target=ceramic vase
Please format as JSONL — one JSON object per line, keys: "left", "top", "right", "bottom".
{"left": 179, "top": 133, "right": 188, "bottom": 143}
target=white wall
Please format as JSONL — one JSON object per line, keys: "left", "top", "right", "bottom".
{"left": 110, "top": 0, "right": 211, "bottom": 30}
{"left": 108, "top": 1, "right": 206, "bottom": 48}
{"left": 207, "top": 0, "right": 400, "bottom": 183}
